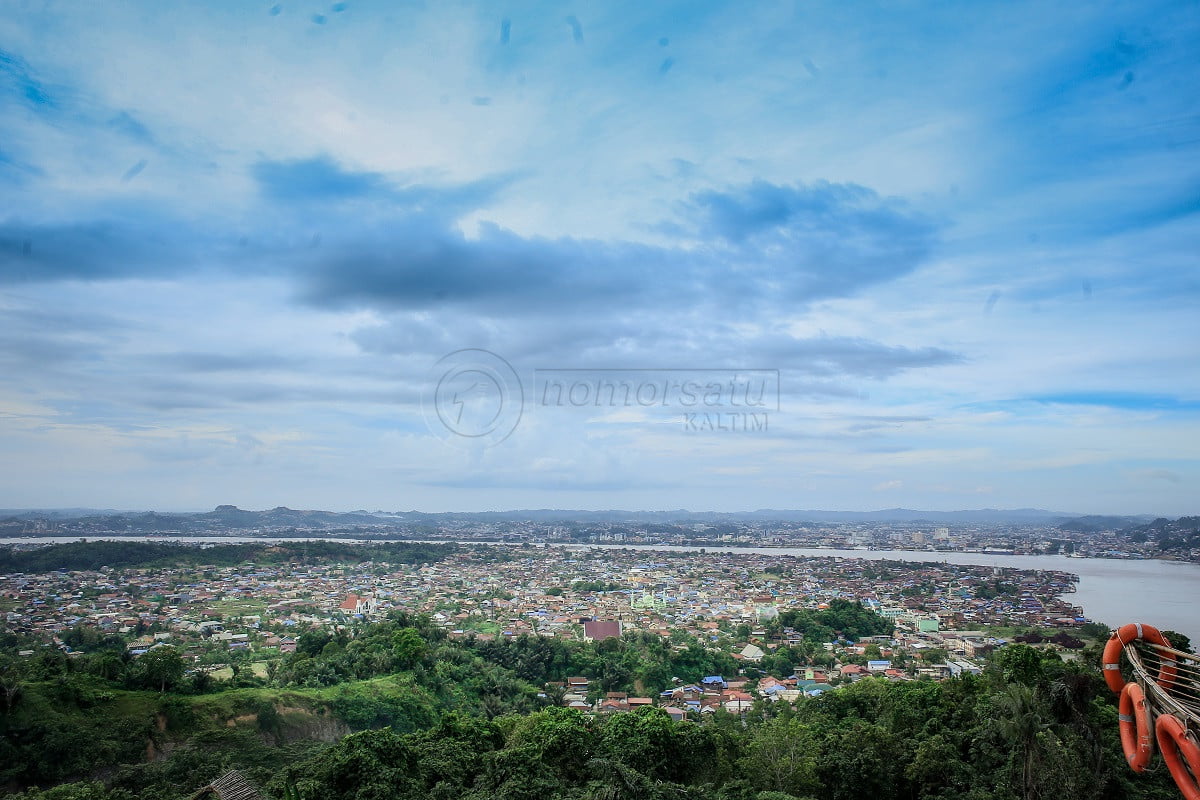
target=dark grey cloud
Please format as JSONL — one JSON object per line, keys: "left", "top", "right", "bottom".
{"left": 681, "top": 180, "right": 937, "bottom": 297}
{"left": 2, "top": 155, "right": 937, "bottom": 321}
{"left": 253, "top": 155, "right": 392, "bottom": 202}
{"left": 0, "top": 155, "right": 957, "bottom": 418}
{"left": 0, "top": 218, "right": 212, "bottom": 283}
{"left": 251, "top": 155, "right": 516, "bottom": 217}
{"left": 771, "top": 337, "right": 961, "bottom": 379}
{"left": 296, "top": 220, "right": 677, "bottom": 313}
{"left": 286, "top": 171, "right": 936, "bottom": 320}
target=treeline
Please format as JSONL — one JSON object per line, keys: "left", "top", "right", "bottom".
{"left": 7, "top": 652, "right": 1181, "bottom": 800}
{"left": 0, "top": 540, "right": 459, "bottom": 572}
{"left": 274, "top": 615, "right": 742, "bottom": 702}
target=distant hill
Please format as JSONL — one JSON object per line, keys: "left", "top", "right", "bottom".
{"left": 0, "top": 505, "right": 394, "bottom": 536}
{"left": 203, "top": 505, "right": 384, "bottom": 527}
{"left": 0, "top": 505, "right": 1135, "bottom": 532}
{"left": 744, "top": 507, "right": 1088, "bottom": 524}
{"left": 1121, "top": 516, "right": 1200, "bottom": 552}
{"left": 1058, "top": 514, "right": 1157, "bottom": 533}
{"left": 0, "top": 508, "right": 126, "bottom": 518}
{"left": 381, "top": 507, "right": 1090, "bottom": 525}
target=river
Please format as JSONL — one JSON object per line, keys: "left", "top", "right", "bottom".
{"left": 5, "top": 536, "right": 1198, "bottom": 644}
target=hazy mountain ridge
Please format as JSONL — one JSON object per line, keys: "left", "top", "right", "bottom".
{"left": 0, "top": 505, "right": 1165, "bottom": 532}
{"left": 0, "top": 505, "right": 389, "bottom": 534}
{"left": 1122, "top": 516, "right": 1200, "bottom": 549}
{"left": 1057, "top": 514, "right": 1158, "bottom": 532}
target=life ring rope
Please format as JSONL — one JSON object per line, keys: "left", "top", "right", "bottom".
{"left": 1102, "top": 623, "right": 1178, "bottom": 694}
{"left": 1104, "top": 622, "right": 1200, "bottom": 800}
{"left": 1156, "top": 714, "right": 1200, "bottom": 800}
{"left": 1119, "top": 682, "right": 1154, "bottom": 773}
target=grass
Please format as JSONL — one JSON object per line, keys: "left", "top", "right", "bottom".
{"left": 209, "top": 661, "right": 270, "bottom": 681}
{"left": 977, "top": 624, "right": 1105, "bottom": 643}
{"left": 207, "top": 598, "right": 269, "bottom": 617}
{"left": 108, "top": 691, "right": 161, "bottom": 718}
{"left": 182, "top": 673, "right": 417, "bottom": 718}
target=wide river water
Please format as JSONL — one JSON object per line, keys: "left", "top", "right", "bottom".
{"left": 5, "top": 537, "right": 1198, "bottom": 644}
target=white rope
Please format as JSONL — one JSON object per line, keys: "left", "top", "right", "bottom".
{"left": 1127, "top": 645, "right": 1200, "bottom": 726}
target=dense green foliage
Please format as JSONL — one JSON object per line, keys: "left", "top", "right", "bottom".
{"left": 777, "top": 599, "right": 895, "bottom": 642}
{"left": 0, "top": 540, "right": 458, "bottom": 572}
{"left": 0, "top": 604, "right": 1183, "bottom": 800}
{"left": 9, "top": 663, "right": 1179, "bottom": 800}
{"left": 263, "top": 650, "right": 1182, "bottom": 800}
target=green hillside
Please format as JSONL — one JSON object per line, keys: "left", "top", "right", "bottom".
{"left": 0, "top": 611, "right": 1183, "bottom": 800}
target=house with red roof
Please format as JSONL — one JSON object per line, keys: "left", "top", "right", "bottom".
{"left": 338, "top": 594, "right": 375, "bottom": 615}
{"left": 582, "top": 619, "right": 622, "bottom": 641}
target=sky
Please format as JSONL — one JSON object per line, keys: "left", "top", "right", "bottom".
{"left": 0, "top": 1, "right": 1197, "bottom": 515}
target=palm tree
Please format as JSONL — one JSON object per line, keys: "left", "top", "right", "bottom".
{"left": 585, "top": 758, "right": 650, "bottom": 800}
{"left": 545, "top": 684, "right": 568, "bottom": 707}
{"left": 993, "top": 684, "right": 1051, "bottom": 800}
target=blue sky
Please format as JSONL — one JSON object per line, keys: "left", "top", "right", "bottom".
{"left": 0, "top": 1, "right": 1197, "bottom": 514}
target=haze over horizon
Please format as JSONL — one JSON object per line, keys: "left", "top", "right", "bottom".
{"left": 1, "top": 2, "right": 1197, "bottom": 515}
{"left": 0, "top": 503, "right": 1176, "bottom": 525}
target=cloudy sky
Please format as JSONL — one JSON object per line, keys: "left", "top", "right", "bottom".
{"left": 1, "top": 1, "right": 1197, "bottom": 514}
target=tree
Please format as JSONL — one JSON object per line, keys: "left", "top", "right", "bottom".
{"left": 741, "top": 715, "right": 820, "bottom": 797}
{"left": 138, "top": 646, "right": 184, "bottom": 693}
{"left": 992, "top": 684, "right": 1051, "bottom": 800}
{"left": 994, "top": 644, "right": 1045, "bottom": 687}
{"left": 278, "top": 728, "right": 420, "bottom": 800}
{"left": 185, "top": 669, "right": 213, "bottom": 694}
{"left": 392, "top": 629, "right": 427, "bottom": 670}
{"left": 921, "top": 647, "right": 948, "bottom": 664}
{"left": 597, "top": 708, "right": 678, "bottom": 780}
{"left": 817, "top": 719, "right": 905, "bottom": 800}
{"left": 509, "top": 706, "right": 595, "bottom": 784}
{"left": 1161, "top": 629, "right": 1193, "bottom": 655}
{"left": 0, "top": 654, "right": 24, "bottom": 713}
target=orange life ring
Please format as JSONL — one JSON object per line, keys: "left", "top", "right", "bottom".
{"left": 1156, "top": 714, "right": 1200, "bottom": 800}
{"left": 1118, "top": 682, "right": 1153, "bottom": 772}
{"left": 1102, "top": 623, "right": 1177, "bottom": 694}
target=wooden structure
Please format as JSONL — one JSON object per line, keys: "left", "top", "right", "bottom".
{"left": 189, "top": 770, "right": 265, "bottom": 800}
